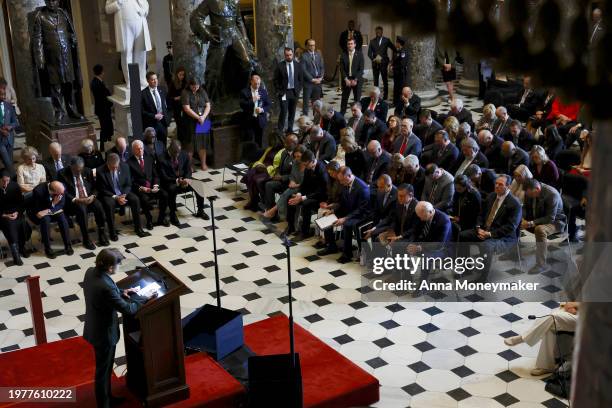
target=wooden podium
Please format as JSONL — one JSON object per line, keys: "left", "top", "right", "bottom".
{"left": 117, "top": 262, "right": 191, "bottom": 406}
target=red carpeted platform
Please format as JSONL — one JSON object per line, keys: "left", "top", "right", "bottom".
{"left": 244, "top": 314, "right": 380, "bottom": 408}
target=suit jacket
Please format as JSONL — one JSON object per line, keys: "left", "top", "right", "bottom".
{"left": 364, "top": 152, "right": 391, "bottom": 186}
{"left": 273, "top": 60, "right": 303, "bottom": 97}
{"left": 450, "top": 151, "right": 490, "bottom": 175}
{"left": 480, "top": 136, "right": 504, "bottom": 171}
{"left": 339, "top": 29, "right": 363, "bottom": 53}
{"left": 313, "top": 132, "right": 337, "bottom": 162}
{"left": 451, "top": 188, "right": 482, "bottom": 231}
{"left": 0, "top": 100, "right": 19, "bottom": 147}
{"left": 96, "top": 162, "right": 132, "bottom": 198}
{"left": 348, "top": 115, "right": 365, "bottom": 138}
{"left": 300, "top": 160, "right": 328, "bottom": 202}
{"left": 340, "top": 51, "right": 365, "bottom": 81}
{"left": 392, "top": 133, "right": 422, "bottom": 157}
{"left": 414, "top": 119, "right": 443, "bottom": 146}
{"left": 513, "top": 88, "right": 543, "bottom": 115}
{"left": 369, "top": 186, "right": 397, "bottom": 226}
{"left": 345, "top": 149, "right": 368, "bottom": 181}
{"left": 0, "top": 180, "right": 24, "bottom": 214}
{"left": 141, "top": 86, "right": 170, "bottom": 136}
{"left": 404, "top": 166, "right": 426, "bottom": 199}
{"left": 491, "top": 117, "right": 511, "bottom": 138}
{"left": 127, "top": 153, "right": 160, "bottom": 190}
{"left": 478, "top": 191, "right": 522, "bottom": 240}
{"left": 322, "top": 111, "right": 347, "bottom": 141}
{"left": 360, "top": 119, "right": 388, "bottom": 145}
{"left": 301, "top": 50, "right": 325, "bottom": 82}
{"left": 433, "top": 143, "right": 459, "bottom": 171}
{"left": 368, "top": 36, "right": 395, "bottom": 64}
{"left": 410, "top": 209, "right": 452, "bottom": 243}
{"left": 421, "top": 170, "right": 454, "bottom": 211}
{"left": 90, "top": 76, "right": 112, "bottom": 116}
{"left": 27, "top": 182, "right": 66, "bottom": 217}
{"left": 504, "top": 128, "right": 535, "bottom": 152}
{"left": 394, "top": 94, "right": 421, "bottom": 122}
{"left": 338, "top": 177, "right": 370, "bottom": 220}
{"left": 43, "top": 154, "right": 71, "bottom": 181}
{"left": 58, "top": 167, "right": 96, "bottom": 204}
{"left": 107, "top": 145, "right": 132, "bottom": 163}
{"left": 479, "top": 168, "right": 497, "bottom": 195}
{"left": 360, "top": 96, "right": 389, "bottom": 122}
{"left": 523, "top": 183, "right": 566, "bottom": 229}
{"left": 82, "top": 267, "right": 141, "bottom": 347}
{"left": 239, "top": 86, "right": 271, "bottom": 129}
{"left": 507, "top": 148, "right": 529, "bottom": 175}
{"left": 530, "top": 161, "right": 559, "bottom": 189}
{"left": 159, "top": 151, "right": 192, "bottom": 185}
{"left": 450, "top": 108, "right": 474, "bottom": 128}
{"left": 381, "top": 198, "right": 419, "bottom": 239}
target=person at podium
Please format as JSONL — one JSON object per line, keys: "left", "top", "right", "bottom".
{"left": 83, "top": 248, "right": 156, "bottom": 408}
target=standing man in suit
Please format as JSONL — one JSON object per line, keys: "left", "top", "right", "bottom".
{"left": 83, "top": 248, "right": 153, "bottom": 408}
{"left": 340, "top": 38, "right": 365, "bottom": 115}
{"left": 360, "top": 86, "right": 389, "bottom": 122}
{"left": 0, "top": 84, "right": 18, "bottom": 179}
{"left": 239, "top": 74, "right": 271, "bottom": 147}
{"left": 141, "top": 72, "right": 169, "bottom": 145}
{"left": 301, "top": 39, "right": 325, "bottom": 116}
{"left": 339, "top": 20, "right": 363, "bottom": 53}
{"left": 90, "top": 64, "right": 114, "bottom": 152}
{"left": 43, "top": 142, "right": 70, "bottom": 181}
{"left": 26, "top": 181, "right": 73, "bottom": 259}
{"left": 0, "top": 170, "right": 31, "bottom": 265}
{"left": 391, "top": 36, "right": 410, "bottom": 108}
{"left": 394, "top": 87, "right": 421, "bottom": 122}
{"left": 368, "top": 26, "right": 395, "bottom": 101}
{"left": 421, "top": 163, "right": 454, "bottom": 212}
{"left": 274, "top": 48, "right": 303, "bottom": 133}
{"left": 321, "top": 104, "right": 347, "bottom": 142}
{"left": 393, "top": 118, "right": 422, "bottom": 157}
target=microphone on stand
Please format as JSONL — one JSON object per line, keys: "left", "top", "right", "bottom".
{"left": 125, "top": 248, "right": 168, "bottom": 290}
{"left": 528, "top": 314, "right": 548, "bottom": 320}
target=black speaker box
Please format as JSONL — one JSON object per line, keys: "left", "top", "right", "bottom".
{"left": 248, "top": 353, "right": 303, "bottom": 407}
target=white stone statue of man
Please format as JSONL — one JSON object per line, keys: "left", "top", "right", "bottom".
{"left": 105, "top": 0, "right": 152, "bottom": 88}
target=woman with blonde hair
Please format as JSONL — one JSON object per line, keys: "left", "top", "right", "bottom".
{"left": 16, "top": 146, "right": 46, "bottom": 194}
{"left": 78, "top": 138, "right": 105, "bottom": 171}
{"left": 510, "top": 164, "right": 533, "bottom": 204}
{"left": 341, "top": 129, "right": 367, "bottom": 179}
{"left": 529, "top": 145, "right": 559, "bottom": 188}
{"left": 476, "top": 103, "right": 496, "bottom": 132}
{"left": 443, "top": 116, "right": 460, "bottom": 144}
{"left": 388, "top": 153, "right": 406, "bottom": 185}
{"left": 381, "top": 115, "right": 401, "bottom": 153}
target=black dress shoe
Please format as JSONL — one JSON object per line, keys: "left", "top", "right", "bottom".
{"left": 65, "top": 246, "right": 74, "bottom": 256}
{"left": 145, "top": 220, "right": 154, "bottom": 230}
{"left": 98, "top": 236, "right": 110, "bottom": 247}
{"left": 156, "top": 219, "right": 170, "bottom": 227}
{"left": 135, "top": 228, "right": 147, "bottom": 238}
{"left": 110, "top": 232, "right": 119, "bottom": 242}
{"left": 19, "top": 247, "right": 30, "bottom": 258}
{"left": 170, "top": 215, "right": 181, "bottom": 226}
{"left": 196, "top": 209, "right": 210, "bottom": 220}
{"left": 317, "top": 247, "right": 339, "bottom": 256}
{"left": 337, "top": 254, "right": 353, "bottom": 264}
{"left": 45, "top": 249, "right": 56, "bottom": 259}
{"left": 313, "top": 241, "right": 326, "bottom": 249}
{"left": 83, "top": 241, "right": 96, "bottom": 251}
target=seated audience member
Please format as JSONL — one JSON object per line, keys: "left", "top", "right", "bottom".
{"left": 477, "top": 129, "right": 504, "bottom": 172}
{"left": 388, "top": 153, "right": 406, "bottom": 185}
{"left": 506, "top": 120, "right": 535, "bottom": 152}
{"left": 366, "top": 183, "right": 418, "bottom": 243}
{"left": 143, "top": 127, "right": 166, "bottom": 165}
{"left": 286, "top": 150, "right": 329, "bottom": 240}
{"left": 414, "top": 109, "right": 442, "bottom": 146}
{"left": 432, "top": 130, "right": 459, "bottom": 171}
{"left": 79, "top": 139, "right": 105, "bottom": 172}
{"left": 394, "top": 86, "right": 421, "bottom": 122}
{"left": 422, "top": 163, "right": 454, "bottom": 212}
{"left": 562, "top": 173, "right": 588, "bottom": 242}
{"left": 360, "top": 86, "right": 388, "bottom": 122}
{"left": 96, "top": 153, "right": 145, "bottom": 239}
{"left": 318, "top": 166, "right": 369, "bottom": 263}
{"left": 260, "top": 134, "right": 299, "bottom": 212}
{"left": 564, "top": 105, "right": 591, "bottom": 148}
{"left": 510, "top": 164, "right": 533, "bottom": 204}
{"left": 0, "top": 84, "right": 18, "bottom": 178}
{"left": 465, "top": 164, "right": 497, "bottom": 196}
{"left": 530, "top": 145, "right": 560, "bottom": 188}
{"left": 341, "top": 130, "right": 367, "bottom": 180}
{"left": 507, "top": 76, "right": 543, "bottom": 122}
{"left": 0, "top": 170, "right": 31, "bottom": 265}
{"left": 182, "top": 78, "right": 211, "bottom": 170}
{"left": 312, "top": 100, "right": 324, "bottom": 127}
{"left": 360, "top": 109, "right": 388, "bottom": 146}
{"left": 442, "top": 98, "right": 474, "bottom": 129}
{"left": 455, "top": 122, "right": 476, "bottom": 149}
{"left": 296, "top": 116, "right": 314, "bottom": 145}
{"left": 159, "top": 140, "right": 208, "bottom": 224}
{"left": 108, "top": 136, "right": 131, "bottom": 163}
{"left": 475, "top": 103, "right": 496, "bottom": 132}
{"left": 59, "top": 156, "right": 109, "bottom": 250}
{"left": 127, "top": 140, "right": 169, "bottom": 229}
{"left": 444, "top": 116, "right": 460, "bottom": 146}
{"left": 542, "top": 125, "right": 565, "bottom": 162}
{"left": 570, "top": 129, "right": 592, "bottom": 176}
{"left": 381, "top": 115, "right": 400, "bottom": 153}
{"left": 363, "top": 175, "right": 398, "bottom": 238}
{"left": 17, "top": 146, "right": 46, "bottom": 194}
{"left": 491, "top": 106, "right": 511, "bottom": 138}
{"left": 459, "top": 174, "right": 522, "bottom": 281}
{"left": 27, "top": 181, "right": 73, "bottom": 259}
{"left": 393, "top": 118, "right": 421, "bottom": 157}
{"left": 527, "top": 88, "right": 556, "bottom": 132}
{"left": 243, "top": 139, "right": 283, "bottom": 211}
{"left": 43, "top": 142, "right": 70, "bottom": 180}
{"left": 347, "top": 102, "right": 365, "bottom": 137}
{"left": 546, "top": 96, "right": 580, "bottom": 134}
{"left": 313, "top": 161, "right": 343, "bottom": 249}
{"left": 321, "top": 104, "right": 347, "bottom": 142}
{"left": 521, "top": 179, "right": 566, "bottom": 274}
{"left": 403, "top": 154, "right": 426, "bottom": 198}
{"left": 364, "top": 140, "right": 391, "bottom": 189}
{"left": 263, "top": 146, "right": 307, "bottom": 220}
{"left": 504, "top": 302, "right": 579, "bottom": 376}
{"left": 450, "top": 174, "right": 482, "bottom": 238}
{"left": 502, "top": 141, "right": 530, "bottom": 176}
{"left": 451, "top": 137, "right": 489, "bottom": 176}
{"left": 309, "top": 125, "right": 337, "bottom": 162}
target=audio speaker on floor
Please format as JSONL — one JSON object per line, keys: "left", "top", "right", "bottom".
{"left": 248, "top": 353, "right": 303, "bottom": 408}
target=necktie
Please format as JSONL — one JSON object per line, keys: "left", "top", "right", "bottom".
{"left": 520, "top": 89, "right": 530, "bottom": 105}
{"left": 76, "top": 176, "right": 86, "bottom": 199}
{"left": 288, "top": 62, "right": 294, "bottom": 89}
{"left": 112, "top": 172, "right": 121, "bottom": 196}
{"left": 422, "top": 221, "right": 431, "bottom": 239}
{"left": 349, "top": 52, "right": 354, "bottom": 77}
{"left": 367, "top": 158, "right": 378, "bottom": 184}
{"left": 311, "top": 53, "right": 318, "bottom": 77}
{"left": 55, "top": 160, "right": 63, "bottom": 172}
{"left": 382, "top": 192, "right": 388, "bottom": 207}
{"left": 485, "top": 197, "right": 501, "bottom": 229}
{"left": 399, "top": 136, "right": 408, "bottom": 155}
{"left": 153, "top": 88, "right": 162, "bottom": 113}
{"left": 369, "top": 99, "right": 376, "bottom": 111}
{"left": 0, "top": 103, "right": 4, "bottom": 125}
{"left": 429, "top": 181, "right": 438, "bottom": 202}
{"left": 139, "top": 157, "right": 150, "bottom": 188}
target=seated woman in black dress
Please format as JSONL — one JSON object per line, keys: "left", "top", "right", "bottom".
{"left": 78, "top": 138, "right": 105, "bottom": 175}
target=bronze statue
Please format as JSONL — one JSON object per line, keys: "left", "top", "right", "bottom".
{"left": 190, "top": 0, "right": 260, "bottom": 106}
{"left": 31, "top": 0, "right": 84, "bottom": 124}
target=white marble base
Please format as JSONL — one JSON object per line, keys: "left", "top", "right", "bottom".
{"left": 108, "top": 85, "right": 132, "bottom": 139}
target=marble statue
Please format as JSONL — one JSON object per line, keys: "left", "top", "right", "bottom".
{"left": 105, "top": 0, "right": 152, "bottom": 88}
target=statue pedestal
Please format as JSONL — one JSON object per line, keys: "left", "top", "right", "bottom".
{"left": 39, "top": 120, "right": 96, "bottom": 156}
{"left": 212, "top": 124, "right": 241, "bottom": 168}
{"left": 108, "top": 85, "right": 133, "bottom": 139}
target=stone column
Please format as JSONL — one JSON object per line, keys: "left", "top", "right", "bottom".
{"left": 408, "top": 35, "right": 441, "bottom": 108}
{"left": 170, "top": 0, "right": 206, "bottom": 82}
{"left": 6, "top": 0, "right": 45, "bottom": 146}
{"left": 456, "top": 52, "right": 480, "bottom": 97}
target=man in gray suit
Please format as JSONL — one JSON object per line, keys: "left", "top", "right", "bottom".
{"left": 521, "top": 179, "right": 566, "bottom": 274}
{"left": 0, "top": 85, "right": 19, "bottom": 179}
{"left": 83, "top": 249, "right": 154, "bottom": 408}
{"left": 421, "top": 163, "right": 454, "bottom": 212}
{"left": 392, "top": 118, "right": 422, "bottom": 157}
{"left": 301, "top": 39, "right": 325, "bottom": 116}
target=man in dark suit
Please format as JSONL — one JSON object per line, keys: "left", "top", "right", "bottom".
{"left": 502, "top": 141, "right": 529, "bottom": 176}
{"left": 414, "top": 109, "right": 443, "bottom": 146}
{"left": 286, "top": 150, "right": 328, "bottom": 240}
{"left": 507, "top": 76, "right": 543, "bottom": 122}
{"left": 96, "top": 153, "right": 145, "bottom": 240}
{"left": 239, "top": 74, "right": 271, "bottom": 147}
{"left": 367, "top": 26, "right": 395, "bottom": 100}
{"left": 143, "top": 127, "right": 167, "bottom": 165}
{"left": 42, "top": 142, "right": 71, "bottom": 181}
{"left": 321, "top": 104, "right": 347, "bottom": 142}
{"left": 347, "top": 102, "right": 365, "bottom": 137}
{"left": 26, "top": 181, "right": 73, "bottom": 259}
{"left": 339, "top": 20, "right": 363, "bottom": 53}
{"left": 127, "top": 140, "right": 168, "bottom": 230}
{"left": 477, "top": 129, "right": 505, "bottom": 172}
{"left": 422, "top": 164, "right": 455, "bottom": 212}
{"left": 308, "top": 125, "right": 337, "bottom": 162}
{"left": 459, "top": 175, "right": 522, "bottom": 281}
{"left": 360, "top": 86, "right": 389, "bottom": 122}
{"left": 392, "top": 118, "right": 422, "bottom": 157}
{"left": 340, "top": 38, "right": 365, "bottom": 115}
{"left": 83, "top": 249, "right": 152, "bottom": 408}
{"left": 274, "top": 48, "right": 303, "bottom": 133}
{"left": 90, "top": 64, "right": 114, "bottom": 151}
{"left": 392, "top": 36, "right": 410, "bottom": 108}
{"left": 451, "top": 137, "right": 489, "bottom": 176}
{"left": 318, "top": 167, "right": 370, "bottom": 263}
{"left": 0, "top": 85, "right": 18, "bottom": 178}
{"left": 368, "top": 183, "right": 418, "bottom": 243}
{"left": 404, "top": 155, "right": 426, "bottom": 199}
{"left": 432, "top": 130, "right": 459, "bottom": 171}
{"left": 360, "top": 110, "right": 388, "bottom": 146}
{"left": 505, "top": 120, "right": 535, "bottom": 152}
{"left": 394, "top": 87, "right": 421, "bottom": 122}
{"left": 301, "top": 39, "right": 325, "bottom": 116}
{"left": 59, "top": 156, "right": 109, "bottom": 250}
{"left": 141, "top": 72, "right": 170, "bottom": 145}
{"left": 440, "top": 99, "right": 474, "bottom": 129}
{"left": 450, "top": 174, "right": 482, "bottom": 238}
{"left": 491, "top": 106, "right": 512, "bottom": 139}
{"left": 364, "top": 140, "right": 391, "bottom": 188}
{"left": 363, "top": 175, "right": 397, "bottom": 237}
{"left": 107, "top": 137, "right": 131, "bottom": 163}
{"left": 0, "top": 170, "right": 31, "bottom": 265}
{"left": 465, "top": 164, "right": 497, "bottom": 196}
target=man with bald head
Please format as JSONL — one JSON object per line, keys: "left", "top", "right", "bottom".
{"left": 43, "top": 141, "right": 70, "bottom": 180}
{"left": 491, "top": 106, "right": 511, "bottom": 138}
{"left": 394, "top": 86, "right": 421, "bottom": 122}
{"left": 501, "top": 141, "right": 529, "bottom": 176}
{"left": 108, "top": 136, "right": 131, "bottom": 163}
{"left": 365, "top": 140, "right": 391, "bottom": 189}
{"left": 27, "top": 180, "right": 72, "bottom": 258}
{"left": 477, "top": 129, "right": 504, "bottom": 172}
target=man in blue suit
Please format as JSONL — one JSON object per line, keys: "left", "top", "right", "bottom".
{"left": 318, "top": 166, "right": 370, "bottom": 263}
{"left": 239, "top": 74, "right": 271, "bottom": 147}
{"left": 0, "top": 85, "right": 19, "bottom": 179}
